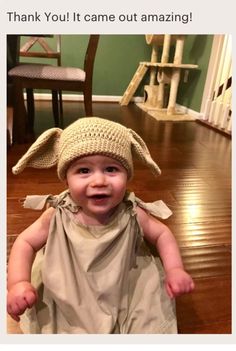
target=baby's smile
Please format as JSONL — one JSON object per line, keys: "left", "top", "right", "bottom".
{"left": 88, "top": 193, "right": 110, "bottom": 204}
{"left": 89, "top": 193, "right": 110, "bottom": 199}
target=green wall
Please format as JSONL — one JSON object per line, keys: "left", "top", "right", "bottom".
{"left": 178, "top": 35, "right": 213, "bottom": 111}
{"left": 20, "top": 34, "right": 213, "bottom": 112}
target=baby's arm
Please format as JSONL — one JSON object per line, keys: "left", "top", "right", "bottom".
{"left": 136, "top": 206, "right": 194, "bottom": 299}
{"left": 7, "top": 207, "right": 55, "bottom": 321}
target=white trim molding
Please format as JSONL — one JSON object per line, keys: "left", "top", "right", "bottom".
{"left": 23, "top": 93, "right": 200, "bottom": 118}
{"left": 24, "top": 93, "right": 144, "bottom": 103}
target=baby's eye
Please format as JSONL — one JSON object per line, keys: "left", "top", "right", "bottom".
{"left": 78, "top": 167, "right": 90, "bottom": 174}
{"left": 106, "top": 166, "right": 118, "bottom": 173}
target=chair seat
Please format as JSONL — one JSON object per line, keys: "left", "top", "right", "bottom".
{"left": 8, "top": 64, "right": 86, "bottom": 82}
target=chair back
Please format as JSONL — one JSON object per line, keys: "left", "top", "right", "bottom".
{"left": 19, "top": 35, "right": 62, "bottom": 65}
{"left": 7, "top": 35, "right": 20, "bottom": 72}
{"left": 84, "top": 35, "right": 100, "bottom": 86}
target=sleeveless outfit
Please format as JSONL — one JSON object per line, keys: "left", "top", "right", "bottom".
{"left": 19, "top": 190, "right": 177, "bottom": 334}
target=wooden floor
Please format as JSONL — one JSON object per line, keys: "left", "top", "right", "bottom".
{"left": 7, "top": 101, "right": 231, "bottom": 334}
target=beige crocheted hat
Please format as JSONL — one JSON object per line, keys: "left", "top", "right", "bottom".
{"left": 12, "top": 117, "right": 161, "bottom": 180}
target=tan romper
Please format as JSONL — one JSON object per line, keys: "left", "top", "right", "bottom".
{"left": 20, "top": 191, "right": 177, "bottom": 334}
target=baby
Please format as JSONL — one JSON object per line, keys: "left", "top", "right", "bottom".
{"left": 7, "top": 117, "right": 194, "bottom": 333}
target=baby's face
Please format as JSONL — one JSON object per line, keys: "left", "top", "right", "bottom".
{"left": 66, "top": 155, "right": 128, "bottom": 222}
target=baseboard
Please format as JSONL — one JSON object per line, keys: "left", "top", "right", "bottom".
{"left": 23, "top": 93, "right": 200, "bottom": 118}
{"left": 176, "top": 103, "right": 201, "bottom": 119}
{"left": 24, "top": 93, "right": 143, "bottom": 103}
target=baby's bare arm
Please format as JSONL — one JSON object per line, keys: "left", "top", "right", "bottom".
{"left": 136, "top": 206, "right": 183, "bottom": 271}
{"left": 136, "top": 206, "right": 194, "bottom": 298}
{"left": 7, "top": 207, "right": 54, "bottom": 289}
{"left": 7, "top": 207, "right": 55, "bottom": 320}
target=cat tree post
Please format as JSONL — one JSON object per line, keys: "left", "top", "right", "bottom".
{"left": 144, "top": 35, "right": 163, "bottom": 107}
{"left": 157, "top": 34, "right": 171, "bottom": 108}
{"left": 167, "top": 35, "right": 185, "bottom": 114}
{"left": 149, "top": 42, "right": 158, "bottom": 85}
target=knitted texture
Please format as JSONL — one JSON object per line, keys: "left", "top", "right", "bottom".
{"left": 12, "top": 117, "right": 161, "bottom": 180}
{"left": 58, "top": 117, "right": 133, "bottom": 179}
{"left": 12, "top": 128, "right": 62, "bottom": 173}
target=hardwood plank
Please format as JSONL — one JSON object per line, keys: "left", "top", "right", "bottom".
{"left": 170, "top": 222, "right": 231, "bottom": 248}
{"left": 180, "top": 246, "right": 231, "bottom": 278}
{"left": 176, "top": 276, "right": 231, "bottom": 334}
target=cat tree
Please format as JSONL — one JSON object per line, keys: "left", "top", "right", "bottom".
{"left": 120, "top": 35, "right": 198, "bottom": 116}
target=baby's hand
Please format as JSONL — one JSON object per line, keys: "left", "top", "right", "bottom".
{"left": 165, "top": 267, "right": 195, "bottom": 299}
{"left": 7, "top": 281, "right": 38, "bottom": 322}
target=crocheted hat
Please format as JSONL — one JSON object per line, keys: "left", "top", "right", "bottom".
{"left": 12, "top": 117, "right": 161, "bottom": 180}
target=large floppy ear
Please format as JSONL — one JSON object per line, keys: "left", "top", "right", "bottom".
{"left": 129, "top": 129, "right": 161, "bottom": 176}
{"left": 12, "top": 128, "right": 62, "bottom": 175}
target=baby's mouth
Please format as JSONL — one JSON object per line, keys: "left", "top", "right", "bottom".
{"left": 88, "top": 194, "right": 110, "bottom": 205}
{"left": 89, "top": 194, "right": 110, "bottom": 200}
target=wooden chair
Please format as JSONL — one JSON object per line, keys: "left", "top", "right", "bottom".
{"left": 8, "top": 35, "right": 100, "bottom": 143}
{"left": 19, "top": 35, "right": 63, "bottom": 122}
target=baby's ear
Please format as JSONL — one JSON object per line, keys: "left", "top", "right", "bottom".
{"left": 12, "top": 128, "right": 62, "bottom": 175}
{"left": 129, "top": 129, "right": 161, "bottom": 176}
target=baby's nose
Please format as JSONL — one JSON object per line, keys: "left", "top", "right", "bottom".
{"left": 90, "top": 172, "right": 107, "bottom": 187}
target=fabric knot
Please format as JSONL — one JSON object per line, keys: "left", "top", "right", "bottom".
{"left": 22, "top": 190, "right": 80, "bottom": 213}
{"left": 58, "top": 194, "right": 80, "bottom": 213}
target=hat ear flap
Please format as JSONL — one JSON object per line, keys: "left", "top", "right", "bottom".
{"left": 129, "top": 129, "right": 161, "bottom": 176}
{"left": 12, "top": 128, "right": 62, "bottom": 175}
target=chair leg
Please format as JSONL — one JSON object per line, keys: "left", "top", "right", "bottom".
{"left": 52, "top": 90, "right": 63, "bottom": 127}
{"left": 59, "top": 90, "right": 63, "bottom": 116}
{"left": 84, "top": 91, "right": 93, "bottom": 116}
{"left": 7, "top": 106, "right": 13, "bottom": 147}
{"left": 12, "top": 80, "right": 28, "bottom": 143}
{"left": 26, "top": 88, "right": 35, "bottom": 133}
